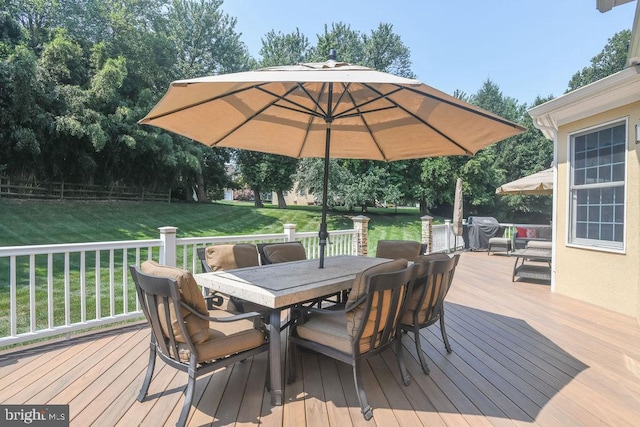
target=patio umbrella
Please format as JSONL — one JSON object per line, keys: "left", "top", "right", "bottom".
{"left": 140, "top": 50, "right": 525, "bottom": 267}
{"left": 452, "top": 178, "right": 463, "bottom": 236}
{"left": 495, "top": 168, "right": 553, "bottom": 195}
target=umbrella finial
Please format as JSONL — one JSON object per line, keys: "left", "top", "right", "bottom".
{"left": 328, "top": 49, "right": 337, "bottom": 61}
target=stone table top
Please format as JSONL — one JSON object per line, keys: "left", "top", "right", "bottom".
{"left": 194, "top": 255, "right": 390, "bottom": 309}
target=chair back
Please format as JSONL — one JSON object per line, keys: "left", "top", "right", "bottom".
{"left": 402, "top": 254, "right": 460, "bottom": 327}
{"left": 257, "top": 241, "right": 307, "bottom": 264}
{"left": 345, "top": 258, "right": 414, "bottom": 356}
{"left": 376, "top": 240, "right": 423, "bottom": 261}
{"left": 197, "top": 243, "right": 260, "bottom": 273}
{"left": 130, "top": 263, "right": 205, "bottom": 363}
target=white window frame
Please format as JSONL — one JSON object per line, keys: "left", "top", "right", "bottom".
{"left": 567, "top": 118, "right": 627, "bottom": 252}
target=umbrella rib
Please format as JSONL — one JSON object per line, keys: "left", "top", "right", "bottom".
{"left": 361, "top": 83, "right": 474, "bottom": 155}
{"left": 141, "top": 83, "right": 270, "bottom": 122}
{"left": 292, "top": 82, "right": 330, "bottom": 118}
{"left": 332, "top": 86, "right": 404, "bottom": 120}
{"left": 209, "top": 84, "right": 302, "bottom": 146}
{"left": 295, "top": 114, "right": 316, "bottom": 158}
{"left": 337, "top": 105, "right": 398, "bottom": 119}
{"left": 401, "top": 85, "right": 525, "bottom": 130}
{"left": 338, "top": 82, "right": 388, "bottom": 160}
{"left": 256, "top": 84, "right": 328, "bottom": 119}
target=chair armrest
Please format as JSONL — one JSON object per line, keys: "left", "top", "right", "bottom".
{"left": 302, "top": 294, "right": 366, "bottom": 317}
{"left": 181, "top": 301, "right": 265, "bottom": 323}
{"left": 204, "top": 293, "right": 224, "bottom": 307}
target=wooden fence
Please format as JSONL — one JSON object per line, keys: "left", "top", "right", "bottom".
{"left": 0, "top": 176, "right": 170, "bottom": 202}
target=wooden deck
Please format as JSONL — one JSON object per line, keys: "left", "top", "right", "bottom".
{"left": 1, "top": 251, "right": 639, "bottom": 426}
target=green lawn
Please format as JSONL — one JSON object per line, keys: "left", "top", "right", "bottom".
{"left": 0, "top": 199, "right": 439, "bottom": 248}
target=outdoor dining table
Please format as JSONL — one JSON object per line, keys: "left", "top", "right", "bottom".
{"left": 193, "top": 254, "right": 390, "bottom": 406}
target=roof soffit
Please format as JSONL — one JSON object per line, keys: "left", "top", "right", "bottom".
{"left": 528, "top": 66, "right": 640, "bottom": 139}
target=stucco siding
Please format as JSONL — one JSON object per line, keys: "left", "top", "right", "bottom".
{"left": 555, "top": 104, "right": 640, "bottom": 318}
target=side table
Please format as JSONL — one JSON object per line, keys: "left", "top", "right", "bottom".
{"left": 510, "top": 248, "right": 552, "bottom": 282}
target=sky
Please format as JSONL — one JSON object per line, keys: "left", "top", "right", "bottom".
{"left": 221, "top": 0, "right": 637, "bottom": 105}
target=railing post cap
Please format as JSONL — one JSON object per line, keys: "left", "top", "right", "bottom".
{"left": 352, "top": 215, "right": 370, "bottom": 221}
{"left": 158, "top": 226, "right": 178, "bottom": 233}
{"left": 421, "top": 215, "right": 433, "bottom": 221}
{"left": 283, "top": 223, "right": 296, "bottom": 229}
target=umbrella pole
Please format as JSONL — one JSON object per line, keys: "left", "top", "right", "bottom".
{"left": 319, "top": 79, "right": 334, "bottom": 269}
{"left": 319, "top": 123, "right": 331, "bottom": 269}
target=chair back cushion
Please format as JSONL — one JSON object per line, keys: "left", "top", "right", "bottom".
{"left": 345, "top": 258, "right": 408, "bottom": 345}
{"left": 376, "top": 240, "right": 422, "bottom": 261}
{"left": 262, "top": 242, "right": 307, "bottom": 264}
{"left": 141, "top": 260, "right": 210, "bottom": 344}
{"left": 204, "top": 243, "right": 259, "bottom": 271}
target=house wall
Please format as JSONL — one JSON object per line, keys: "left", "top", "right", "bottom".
{"left": 272, "top": 182, "right": 316, "bottom": 206}
{"left": 555, "top": 103, "right": 640, "bottom": 320}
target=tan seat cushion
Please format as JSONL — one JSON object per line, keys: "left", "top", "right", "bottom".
{"left": 526, "top": 240, "right": 552, "bottom": 250}
{"left": 295, "top": 312, "right": 353, "bottom": 354}
{"left": 262, "top": 242, "right": 307, "bottom": 264}
{"left": 176, "top": 311, "right": 266, "bottom": 363}
{"left": 141, "top": 260, "right": 210, "bottom": 344}
{"left": 401, "top": 253, "right": 451, "bottom": 325}
{"left": 345, "top": 258, "right": 408, "bottom": 348}
{"left": 489, "top": 237, "right": 511, "bottom": 243}
{"left": 296, "top": 310, "right": 392, "bottom": 355}
{"left": 376, "top": 240, "right": 422, "bottom": 261}
{"left": 205, "top": 244, "right": 259, "bottom": 271}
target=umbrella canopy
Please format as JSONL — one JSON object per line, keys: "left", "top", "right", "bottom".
{"left": 452, "top": 178, "right": 463, "bottom": 236}
{"left": 140, "top": 50, "right": 525, "bottom": 267}
{"left": 495, "top": 168, "right": 553, "bottom": 195}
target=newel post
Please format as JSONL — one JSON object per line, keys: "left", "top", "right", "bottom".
{"left": 283, "top": 223, "right": 297, "bottom": 241}
{"left": 352, "top": 215, "right": 370, "bottom": 256}
{"left": 421, "top": 215, "right": 433, "bottom": 254}
{"left": 159, "top": 226, "right": 178, "bottom": 266}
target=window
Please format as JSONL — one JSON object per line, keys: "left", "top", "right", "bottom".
{"left": 569, "top": 121, "right": 626, "bottom": 250}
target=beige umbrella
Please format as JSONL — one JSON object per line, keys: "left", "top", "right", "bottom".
{"left": 453, "top": 178, "right": 463, "bottom": 236}
{"left": 140, "top": 50, "right": 525, "bottom": 267}
{"left": 496, "top": 168, "right": 553, "bottom": 195}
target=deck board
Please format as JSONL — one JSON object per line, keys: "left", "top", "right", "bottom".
{"left": 1, "top": 251, "right": 639, "bottom": 426}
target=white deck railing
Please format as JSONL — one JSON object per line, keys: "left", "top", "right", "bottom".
{"left": 0, "top": 225, "right": 360, "bottom": 346}
{"left": 0, "top": 219, "right": 459, "bottom": 346}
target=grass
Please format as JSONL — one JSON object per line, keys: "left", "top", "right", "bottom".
{"left": 0, "top": 199, "right": 438, "bottom": 247}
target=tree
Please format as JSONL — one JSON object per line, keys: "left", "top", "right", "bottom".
{"left": 363, "top": 23, "right": 415, "bottom": 78}
{"left": 259, "top": 28, "right": 311, "bottom": 66}
{"left": 567, "top": 30, "right": 631, "bottom": 92}
{"left": 168, "top": 0, "right": 253, "bottom": 78}
{"left": 236, "top": 150, "right": 267, "bottom": 207}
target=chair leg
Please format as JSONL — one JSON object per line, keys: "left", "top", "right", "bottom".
{"left": 287, "top": 341, "right": 297, "bottom": 384}
{"left": 353, "top": 362, "right": 373, "bottom": 420}
{"left": 264, "top": 348, "right": 271, "bottom": 391}
{"left": 396, "top": 332, "right": 411, "bottom": 386}
{"left": 413, "top": 328, "right": 430, "bottom": 375}
{"left": 138, "top": 341, "right": 157, "bottom": 401}
{"left": 439, "top": 312, "right": 453, "bottom": 353}
{"left": 177, "top": 368, "right": 196, "bottom": 427}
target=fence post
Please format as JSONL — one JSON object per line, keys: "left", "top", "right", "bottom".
{"left": 352, "top": 215, "right": 370, "bottom": 256}
{"left": 159, "top": 226, "right": 178, "bottom": 266}
{"left": 445, "top": 219, "right": 452, "bottom": 253}
{"left": 283, "top": 223, "right": 296, "bottom": 241}
{"left": 421, "top": 215, "right": 433, "bottom": 254}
